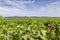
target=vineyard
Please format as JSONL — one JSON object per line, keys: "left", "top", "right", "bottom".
{"left": 0, "top": 16, "right": 60, "bottom": 40}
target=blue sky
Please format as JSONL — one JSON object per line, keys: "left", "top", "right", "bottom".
{"left": 0, "top": 0, "right": 60, "bottom": 17}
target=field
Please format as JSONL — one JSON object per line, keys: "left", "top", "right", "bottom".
{"left": 0, "top": 16, "right": 60, "bottom": 40}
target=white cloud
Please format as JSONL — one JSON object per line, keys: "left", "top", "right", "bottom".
{"left": 0, "top": 0, "right": 36, "bottom": 16}
{"left": 0, "top": 0, "right": 60, "bottom": 17}
{"left": 36, "top": 1, "right": 60, "bottom": 17}
{"left": 0, "top": 6, "right": 36, "bottom": 17}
